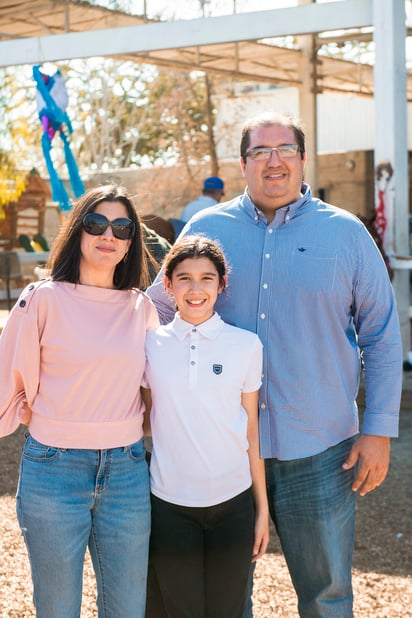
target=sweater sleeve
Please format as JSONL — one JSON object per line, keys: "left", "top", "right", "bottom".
{"left": 143, "top": 293, "right": 161, "bottom": 331}
{"left": 0, "top": 293, "right": 41, "bottom": 437}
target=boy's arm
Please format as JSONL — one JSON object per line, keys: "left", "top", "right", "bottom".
{"left": 242, "top": 389, "right": 269, "bottom": 562}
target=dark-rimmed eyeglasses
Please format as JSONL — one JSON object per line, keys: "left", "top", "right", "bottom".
{"left": 245, "top": 144, "right": 300, "bottom": 161}
{"left": 82, "top": 212, "right": 135, "bottom": 240}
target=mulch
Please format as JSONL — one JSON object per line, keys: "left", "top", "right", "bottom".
{"left": 0, "top": 392, "right": 411, "bottom": 617}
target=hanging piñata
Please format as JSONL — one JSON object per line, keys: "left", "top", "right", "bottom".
{"left": 33, "top": 64, "right": 85, "bottom": 211}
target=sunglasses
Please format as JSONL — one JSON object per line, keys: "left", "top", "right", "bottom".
{"left": 82, "top": 212, "right": 135, "bottom": 240}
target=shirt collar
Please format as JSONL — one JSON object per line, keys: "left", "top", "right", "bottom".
{"left": 240, "top": 183, "right": 312, "bottom": 225}
{"left": 170, "top": 312, "right": 225, "bottom": 341}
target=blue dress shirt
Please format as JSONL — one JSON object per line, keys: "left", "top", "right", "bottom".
{"left": 147, "top": 184, "right": 402, "bottom": 460}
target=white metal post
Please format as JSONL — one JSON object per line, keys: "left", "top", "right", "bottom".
{"left": 373, "top": 0, "right": 410, "bottom": 360}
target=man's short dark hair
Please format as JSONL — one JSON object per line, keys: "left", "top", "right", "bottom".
{"left": 240, "top": 112, "right": 306, "bottom": 163}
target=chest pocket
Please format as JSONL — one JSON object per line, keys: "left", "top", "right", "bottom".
{"left": 291, "top": 246, "right": 337, "bottom": 292}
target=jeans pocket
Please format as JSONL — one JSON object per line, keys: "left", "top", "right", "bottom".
{"left": 126, "top": 438, "right": 146, "bottom": 462}
{"left": 22, "top": 435, "right": 60, "bottom": 462}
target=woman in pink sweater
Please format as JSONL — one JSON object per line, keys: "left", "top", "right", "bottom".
{"left": 0, "top": 184, "right": 159, "bottom": 618}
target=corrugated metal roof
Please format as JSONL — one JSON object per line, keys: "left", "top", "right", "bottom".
{"left": 0, "top": 0, "right": 149, "bottom": 39}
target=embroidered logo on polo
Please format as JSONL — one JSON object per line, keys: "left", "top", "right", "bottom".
{"left": 213, "top": 364, "right": 223, "bottom": 375}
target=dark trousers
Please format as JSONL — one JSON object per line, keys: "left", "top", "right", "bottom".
{"left": 148, "top": 488, "right": 255, "bottom": 618}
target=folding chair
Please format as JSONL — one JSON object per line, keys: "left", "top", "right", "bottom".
{"left": 19, "top": 234, "right": 35, "bottom": 252}
{"left": 0, "top": 251, "right": 23, "bottom": 310}
{"left": 33, "top": 233, "right": 50, "bottom": 251}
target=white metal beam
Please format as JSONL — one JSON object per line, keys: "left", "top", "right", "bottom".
{"left": 0, "top": 0, "right": 373, "bottom": 67}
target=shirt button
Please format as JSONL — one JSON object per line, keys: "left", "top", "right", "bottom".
{"left": 19, "top": 300, "right": 26, "bottom": 308}
{"left": 28, "top": 284, "right": 35, "bottom": 290}
{"left": 191, "top": 361, "right": 195, "bottom": 365}
{"left": 285, "top": 215, "right": 290, "bottom": 221}
{"left": 265, "top": 253, "right": 270, "bottom": 259}
{"left": 263, "top": 283, "right": 268, "bottom": 289}
{"left": 268, "top": 228, "right": 273, "bottom": 234}
{"left": 192, "top": 328, "right": 197, "bottom": 333}
{"left": 260, "top": 313, "right": 266, "bottom": 319}
{"left": 191, "top": 345, "right": 196, "bottom": 350}
{"left": 260, "top": 403, "right": 266, "bottom": 410}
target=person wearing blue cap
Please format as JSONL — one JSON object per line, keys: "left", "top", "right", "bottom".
{"left": 180, "top": 176, "right": 225, "bottom": 223}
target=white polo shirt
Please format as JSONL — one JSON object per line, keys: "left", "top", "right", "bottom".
{"left": 144, "top": 312, "right": 263, "bottom": 507}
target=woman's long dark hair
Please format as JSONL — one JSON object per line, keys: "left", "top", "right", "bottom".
{"left": 48, "top": 184, "right": 150, "bottom": 290}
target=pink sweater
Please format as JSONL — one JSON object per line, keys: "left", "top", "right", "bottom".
{"left": 0, "top": 280, "right": 159, "bottom": 448}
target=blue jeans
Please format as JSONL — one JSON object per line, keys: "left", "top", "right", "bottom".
{"left": 264, "top": 437, "right": 357, "bottom": 618}
{"left": 242, "top": 563, "right": 255, "bottom": 618}
{"left": 16, "top": 435, "right": 151, "bottom": 618}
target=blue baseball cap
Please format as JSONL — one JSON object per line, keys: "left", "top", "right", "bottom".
{"left": 203, "top": 176, "right": 224, "bottom": 191}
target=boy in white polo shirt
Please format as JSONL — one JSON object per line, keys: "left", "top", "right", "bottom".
{"left": 142, "top": 235, "right": 268, "bottom": 618}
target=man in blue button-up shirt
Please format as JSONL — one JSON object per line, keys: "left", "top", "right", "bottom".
{"left": 147, "top": 112, "right": 403, "bottom": 618}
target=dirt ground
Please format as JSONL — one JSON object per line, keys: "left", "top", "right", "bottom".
{"left": 0, "top": 389, "right": 411, "bottom": 617}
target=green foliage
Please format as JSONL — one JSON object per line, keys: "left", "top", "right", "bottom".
{"left": 63, "top": 59, "right": 213, "bottom": 171}
{"left": 0, "top": 67, "right": 35, "bottom": 169}
{"left": 129, "top": 68, "right": 211, "bottom": 165}
{"left": 0, "top": 56, "right": 217, "bottom": 175}
{"left": 0, "top": 66, "right": 41, "bottom": 171}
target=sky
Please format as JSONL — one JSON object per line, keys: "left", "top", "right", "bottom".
{"left": 144, "top": 0, "right": 312, "bottom": 20}
{"left": 91, "top": 0, "right": 411, "bottom": 27}
{"left": 103, "top": 0, "right": 338, "bottom": 21}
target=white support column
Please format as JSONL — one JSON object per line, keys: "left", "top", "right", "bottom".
{"left": 298, "top": 1, "right": 318, "bottom": 195}
{"left": 373, "top": 0, "right": 410, "bottom": 359}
